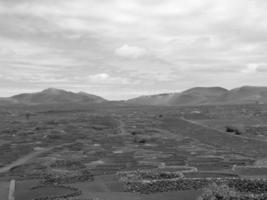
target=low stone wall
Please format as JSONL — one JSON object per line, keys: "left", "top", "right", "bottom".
{"left": 123, "top": 178, "right": 215, "bottom": 193}
{"left": 200, "top": 182, "right": 267, "bottom": 200}
{"left": 42, "top": 170, "right": 94, "bottom": 185}
{"left": 228, "top": 179, "right": 267, "bottom": 194}
{"left": 118, "top": 169, "right": 184, "bottom": 182}
{"left": 202, "top": 192, "right": 267, "bottom": 200}
{"left": 32, "top": 186, "right": 81, "bottom": 200}
{"left": 122, "top": 178, "right": 267, "bottom": 194}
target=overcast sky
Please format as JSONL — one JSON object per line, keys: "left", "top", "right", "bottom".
{"left": 0, "top": 0, "right": 267, "bottom": 100}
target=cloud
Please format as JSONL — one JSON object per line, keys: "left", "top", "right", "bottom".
{"left": 241, "top": 64, "right": 259, "bottom": 74}
{"left": 0, "top": 0, "right": 267, "bottom": 99}
{"left": 87, "top": 73, "right": 131, "bottom": 85}
{"left": 89, "top": 73, "right": 110, "bottom": 81}
{"left": 0, "top": 70, "right": 69, "bottom": 83}
{"left": 114, "top": 44, "right": 147, "bottom": 59}
{"left": 0, "top": 47, "right": 15, "bottom": 57}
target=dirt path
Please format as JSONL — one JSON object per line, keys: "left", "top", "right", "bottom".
{"left": 161, "top": 116, "right": 267, "bottom": 157}
{"left": 182, "top": 117, "right": 267, "bottom": 142}
{"left": 0, "top": 147, "right": 52, "bottom": 174}
{"left": 0, "top": 143, "right": 71, "bottom": 174}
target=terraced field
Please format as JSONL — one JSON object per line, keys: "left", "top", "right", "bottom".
{"left": 0, "top": 103, "right": 266, "bottom": 199}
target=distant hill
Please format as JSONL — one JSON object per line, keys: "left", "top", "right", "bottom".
{"left": 1, "top": 86, "right": 267, "bottom": 106}
{"left": 175, "top": 87, "right": 228, "bottom": 105}
{"left": 128, "top": 87, "right": 228, "bottom": 106}
{"left": 2, "top": 88, "right": 106, "bottom": 105}
{"left": 212, "top": 86, "right": 267, "bottom": 104}
{"left": 127, "top": 93, "right": 181, "bottom": 106}
{"left": 127, "top": 86, "right": 267, "bottom": 106}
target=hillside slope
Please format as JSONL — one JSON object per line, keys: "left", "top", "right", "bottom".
{"left": 161, "top": 116, "right": 267, "bottom": 157}
{"left": 127, "top": 93, "right": 181, "bottom": 106}
{"left": 127, "top": 87, "right": 228, "bottom": 106}
{"left": 175, "top": 87, "right": 228, "bottom": 105}
{"left": 10, "top": 88, "right": 106, "bottom": 105}
{"left": 212, "top": 86, "right": 267, "bottom": 104}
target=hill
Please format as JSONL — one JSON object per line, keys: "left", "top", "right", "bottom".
{"left": 1, "top": 86, "right": 267, "bottom": 106}
{"left": 5, "top": 88, "right": 106, "bottom": 105}
{"left": 213, "top": 86, "right": 267, "bottom": 104}
{"left": 175, "top": 87, "right": 228, "bottom": 105}
{"left": 127, "top": 93, "right": 181, "bottom": 106}
{"left": 127, "top": 87, "right": 228, "bottom": 106}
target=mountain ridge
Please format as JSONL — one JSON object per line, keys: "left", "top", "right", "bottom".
{"left": 1, "top": 88, "right": 106, "bottom": 105}
{"left": 126, "top": 86, "right": 267, "bottom": 106}
{"left": 1, "top": 86, "right": 267, "bottom": 106}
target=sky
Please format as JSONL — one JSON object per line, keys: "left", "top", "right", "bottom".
{"left": 0, "top": 0, "right": 267, "bottom": 100}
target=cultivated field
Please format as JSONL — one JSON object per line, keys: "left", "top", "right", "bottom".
{"left": 0, "top": 103, "right": 267, "bottom": 200}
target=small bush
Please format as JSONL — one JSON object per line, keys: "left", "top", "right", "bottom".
{"left": 226, "top": 126, "right": 235, "bottom": 133}
{"left": 225, "top": 126, "right": 242, "bottom": 135}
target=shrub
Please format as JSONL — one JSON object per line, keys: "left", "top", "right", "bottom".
{"left": 225, "top": 126, "right": 242, "bottom": 135}
{"left": 134, "top": 137, "right": 146, "bottom": 144}
{"left": 226, "top": 126, "right": 235, "bottom": 133}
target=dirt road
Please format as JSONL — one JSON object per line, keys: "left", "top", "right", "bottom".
{"left": 182, "top": 117, "right": 267, "bottom": 142}
{"left": 0, "top": 143, "right": 71, "bottom": 174}
{"left": 162, "top": 116, "right": 267, "bottom": 157}
{"left": 0, "top": 147, "right": 52, "bottom": 174}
